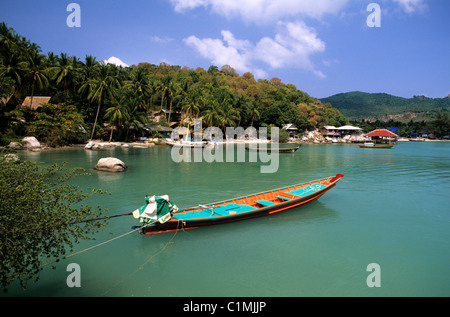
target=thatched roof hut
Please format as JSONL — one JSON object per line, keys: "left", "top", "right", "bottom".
{"left": 21, "top": 96, "right": 51, "bottom": 110}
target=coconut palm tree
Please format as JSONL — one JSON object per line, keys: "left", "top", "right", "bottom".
{"left": 48, "top": 53, "right": 76, "bottom": 97}
{"left": 123, "top": 66, "right": 152, "bottom": 111}
{"left": 88, "top": 62, "right": 120, "bottom": 140}
{"left": 104, "top": 101, "right": 130, "bottom": 142}
{"left": 166, "top": 80, "right": 180, "bottom": 124}
{"left": 124, "top": 97, "right": 148, "bottom": 140}
{"left": 0, "top": 22, "right": 18, "bottom": 56}
{"left": 202, "top": 101, "right": 221, "bottom": 128}
{"left": 182, "top": 99, "right": 200, "bottom": 125}
{"left": 26, "top": 50, "right": 50, "bottom": 107}
{"left": 0, "top": 50, "right": 26, "bottom": 87}
{"left": 217, "top": 104, "right": 240, "bottom": 140}
{"left": 78, "top": 55, "right": 99, "bottom": 119}
{"left": 250, "top": 107, "right": 260, "bottom": 127}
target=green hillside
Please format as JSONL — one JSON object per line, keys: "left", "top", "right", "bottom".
{"left": 320, "top": 91, "right": 450, "bottom": 122}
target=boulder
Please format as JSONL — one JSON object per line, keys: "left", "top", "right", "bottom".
{"left": 85, "top": 141, "right": 95, "bottom": 149}
{"left": 85, "top": 141, "right": 102, "bottom": 150}
{"left": 8, "top": 142, "right": 23, "bottom": 150}
{"left": 94, "top": 157, "right": 127, "bottom": 173}
{"left": 22, "top": 137, "right": 41, "bottom": 149}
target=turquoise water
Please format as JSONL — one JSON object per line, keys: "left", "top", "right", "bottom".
{"left": 4, "top": 142, "right": 450, "bottom": 297}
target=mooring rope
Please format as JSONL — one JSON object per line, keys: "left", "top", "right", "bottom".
{"left": 40, "top": 223, "right": 151, "bottom": 269}
{"left": 102, "top": 219, "right": 184, "bottom": 296}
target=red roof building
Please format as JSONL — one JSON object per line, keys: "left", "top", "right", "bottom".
{"left": 365, "top": 129, "right": 399, "bottom": 138}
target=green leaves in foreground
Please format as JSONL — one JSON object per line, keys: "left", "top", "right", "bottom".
{"left": 0, "top": 157, "right": 108, "bottom": 291}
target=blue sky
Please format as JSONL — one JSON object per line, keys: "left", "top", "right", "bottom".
{"left": 1, "top": 0, "right": 449, "bottom": 99}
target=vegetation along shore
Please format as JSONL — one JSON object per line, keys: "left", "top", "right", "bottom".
{"left": 1, "top": 22, "right": 449, "bottom": 149}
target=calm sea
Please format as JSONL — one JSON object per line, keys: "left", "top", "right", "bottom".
{"left": 4, "top": 142, "right": 450, "bottom": 297}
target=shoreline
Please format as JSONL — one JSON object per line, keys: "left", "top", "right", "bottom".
{"left": 3, "top": 138, "right": 450, "bottom": 153}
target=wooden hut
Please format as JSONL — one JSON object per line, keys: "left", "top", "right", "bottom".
{"left": 21, "top": 96, "right": 51, "bottom": 110}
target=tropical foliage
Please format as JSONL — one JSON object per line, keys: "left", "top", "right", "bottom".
{"left": 0, "top": 158, "right": 108, "bottom": 291}
{"left": 26, "top": 103, "right": 87, "bottom": 146}
{"left": 0, "top": 22, "right": 348, "bottom": 146}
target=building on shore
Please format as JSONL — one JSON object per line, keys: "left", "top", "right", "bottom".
{"left": 282, "top": 124, "right": 298, "bottom": 139}
{"left": 21, "top": 96, "right": 51, "bottom": 110}
{"left": 365, "top": 129, "right": 399, "bottom": 144}
{"left": 321, "top": 125, "right": 364, "bottom": 142}
{"left": 142, "top": 124, "right": 173, "bottom": 139}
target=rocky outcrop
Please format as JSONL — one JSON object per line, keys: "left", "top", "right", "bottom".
{"left": 93, "top": 157, "right": 128, "bottom": 172}
{"left": 85, "top": 141, "right": 102, "bottom": 150}
{"left": 22, "top": 137, "right": 41, "bottom": 150}
{"left": 8, "top": 142, "right": 23, "bottom": 150}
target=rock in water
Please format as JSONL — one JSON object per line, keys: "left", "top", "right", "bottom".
{"left": 22, "top": 136, "right": 41, "bottom": 149}
{"left": 94, "top": 157, "right": 128, "bottom": 172}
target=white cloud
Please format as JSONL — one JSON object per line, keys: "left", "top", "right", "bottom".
{"left": 103, "top": 56, "right": 129, "bottom": 67}
{"left": 170, "top": 0, "right": 349, "bottom": 22}
{"left": 184, "top": 32, "right": 252, "bottom": 73}
{"left": 184, "top": 21, "right": 326, "bottom": 78}
{"left": 392, "top": 0, "right": 427, "bottom": 13}
{"left": 172, "top": 0, "right": 342, "bottom": 78}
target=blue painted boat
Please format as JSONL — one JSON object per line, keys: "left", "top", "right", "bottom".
{"left": 132, "top": 174, "right": 344, "bottom": 235}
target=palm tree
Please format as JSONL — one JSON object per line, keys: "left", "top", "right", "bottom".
{"left": 26, "top": 50, "right": 50, "bottom": 107}
{"left": 104, "top": 102, "right": 130, "bottom": 142}
{"left": 202, "top": 101, "right": 221, "bottom": 128}
{"left": 88, "top": 62, "right": 120, "bottom": 140}
{"left": 78, "top": 55, "right": 99, "bottom": 119}
{"left": 166, "top": 80, "right": 180, "bottom": 124}
{"left": 48, "top": 53, "right": 76, "bottom": 97}
{"left": 250, "top": 107, "right": 260, "bottom": 127}
{"left": 217, "top": 104, "right": 240, "bottom": 140}
{"left": 182, "top": 99, "right": 200, "bottom": 124}
{"left": 158, "top": 80, "right": 168, "bottom": 113}
{"left": 0, "top": 50, "right": 26, "bottom": 87}
{"left": 123, "top": 67, "right": 152, "bottom": 112}
{"left": 124, "top": 98, "right": 148, "bottom": 140}
{"left": 0, "top": 22, "right": 18, "bottom": 56}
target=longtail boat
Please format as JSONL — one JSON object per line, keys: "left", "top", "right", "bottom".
{"left": 132, "top": 174, "right": 344, "bottom": 235}
{"left": 245, "top": 145, "right": 301, "bottom": 153}
{"left": 163, "top": 140, "right": 209, "bottom": 148}
{"left": 359, "top": 129, "right": 398, "bottom": 148}
{"left": 358, "top": 142, "right": 395, "bottom": 148}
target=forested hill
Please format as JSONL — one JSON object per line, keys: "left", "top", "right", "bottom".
{"left": 320, "top": 91, "right": 450, "bottom": 122}
{"left": 1, "top": 21, "right": 349, "bottom": 146}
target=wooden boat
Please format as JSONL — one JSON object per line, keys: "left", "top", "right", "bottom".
{"left": 163, "top": 140, "right": 209, "bottom": 148}
{"left": 132, "top": 174, "right": 344, "bottom": 235}
{"left": 151, "top": 139, "right": 168, "bottom": 145}
{"left": 245, "top": 145, "right": 301, "bottom": 153}
{"left": 360, "top": 129, "right": 397, "bottom": 148}
{"left": 358, "top": 142, "right": 395, "bottom": 148}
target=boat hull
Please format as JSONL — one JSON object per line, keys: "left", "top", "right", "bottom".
{"left": 358, "top": 144, "right": 395, "bottom": 148}
{"left": 139, "top": 174, "right": 343, "bottom": 235}
{"left": 246, "top": 146, "right": 301, "bottom": 153}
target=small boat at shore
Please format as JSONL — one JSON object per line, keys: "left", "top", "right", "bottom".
{"left": 358, "top": 142, "right": 395, "bottom": 149}
{"left": 245, "top": 145, "right": 301, "bottom": 153}
{"left": 359, "top": 129, "right": 398, "bottom": 149}
{"left": 163, "top": 140, "right": 209, "bottom": 148}
{"left": 132, "top": 174, "right": 344, "bottom": 235}
{"left": 151, "top": 139, "right": 168, "bottom": 145}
